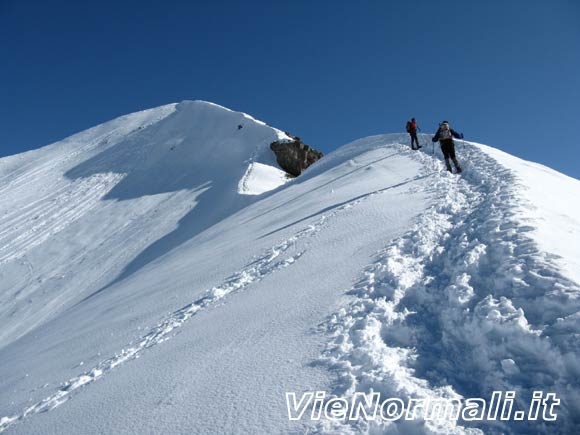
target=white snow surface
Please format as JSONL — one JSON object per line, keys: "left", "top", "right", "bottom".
{"left": 0, "top": 102, "right": 579, "bottom": 435}
{"left": 238, "top": 162, "right": 289, "bottom": 195}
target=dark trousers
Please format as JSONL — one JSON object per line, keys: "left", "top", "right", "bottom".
{"left": 410, "top": 131, "right": 419, "bottom": 149}
{"left": 440, "top": 140, "right": 461, "bottom": 172}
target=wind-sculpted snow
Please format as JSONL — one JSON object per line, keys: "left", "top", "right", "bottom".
{"left": 0, "top": 156, "right": 424, "bottom": 432}
{"left": 0, "top": 229, "right": 302, "bottom": 431}
{"left": 317, "top": 138, "right": 580, "bottom": 434}
{"left": 1, "top": 102, "right": 579, "bottom": 435}
{"left": 0, "top": 173, "right": 125, "bottom": 264}
{"left": 0, "top": 103, "right": 178, "bottom": 267}
{"left": 0, "top": 100, "right": 291, "bottom": 347}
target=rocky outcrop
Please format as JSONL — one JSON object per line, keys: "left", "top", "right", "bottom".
{"left": 270, "top": 135, "right": 323, "bottom": 177}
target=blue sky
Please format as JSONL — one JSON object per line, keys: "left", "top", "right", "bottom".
{"left": 1, "top": 0, "right": 579, "bottom": 178}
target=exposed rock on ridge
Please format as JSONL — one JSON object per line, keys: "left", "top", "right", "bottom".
{"left": 270, "top": 135, "right": 323, "bottom": 177}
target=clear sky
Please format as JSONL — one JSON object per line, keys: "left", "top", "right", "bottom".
{"left": 1, "top": 0, "right": 579, "bottom": 178}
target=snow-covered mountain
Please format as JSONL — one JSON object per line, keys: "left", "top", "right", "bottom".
{"left": 0, "top": 101, "right": 579, "bottom": 435}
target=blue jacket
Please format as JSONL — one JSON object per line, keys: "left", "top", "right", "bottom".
{"left": 432, "top": 127, "right": 464, "bottom": 142}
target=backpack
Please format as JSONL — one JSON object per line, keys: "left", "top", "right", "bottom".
{"left": 439, "top": 124, "right": 452, "bottom": 140}
{"left": 406, "top": 121, "right": 412, "bottom": 133}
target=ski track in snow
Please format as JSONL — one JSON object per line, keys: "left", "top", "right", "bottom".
{"left": 0, "top": 119, "right": 153, "bottom": 196}
{"left": 316, "top": 141, "right": 580, "bottom": 435}
{"left": 0, "top": 173, "right": 125, "bottom": 264}
{"left": 0, "top": 165, "right": 413, "bottom": 433}
{"left": 0, "top": 111, "right": 176, "bottom": 266}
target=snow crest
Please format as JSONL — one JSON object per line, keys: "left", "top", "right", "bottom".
{"left": 317, "top": 138, "right": 580, "bottom": 434}
{"left": 1, "top": 103, "right": 579, "bottom": 435}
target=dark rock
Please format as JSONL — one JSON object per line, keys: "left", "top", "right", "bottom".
{"left": 270, "top": 136, "right": 323, "bottom": 177}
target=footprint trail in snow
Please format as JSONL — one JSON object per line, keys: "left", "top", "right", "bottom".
{"left": 0, "top": 166, "right": 414, "bottom": 433}
{"left": 317, "top": 140, "right": 580, "bottom": 435}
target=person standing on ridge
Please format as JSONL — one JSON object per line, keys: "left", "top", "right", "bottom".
{"left": 406, "top": 118, "right": 421, "bottom": 150}
{"left": 432, "top": 121, "right": 464, "bottom": 174}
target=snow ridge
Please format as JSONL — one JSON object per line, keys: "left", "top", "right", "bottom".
{"left": 317, "top": 138, "right": 580, "bottom": 435}
{"left": 0, "top": 100, "right": 294, "bottom": 348}
{"left": 1, "top": 108, "right": 578, "bottom": 435}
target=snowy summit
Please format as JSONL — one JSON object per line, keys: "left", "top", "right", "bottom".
{"left": 0, "top": 101, "right": 579, "bottom": 435}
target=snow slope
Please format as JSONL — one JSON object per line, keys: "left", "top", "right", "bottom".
{"left": 0, "top": 100, "right": 290, "bottom": 347}
{"left": 318, "top": 137, "right": 580, "bottom": 435}
{"left": 0, "top": 103, "right": 579, "bottom": 435}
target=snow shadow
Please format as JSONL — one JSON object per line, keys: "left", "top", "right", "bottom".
{"left": 259, "top": 173, "right": 434, "bottom": 240}
{"left": 64, "top": 105, "right": 265, "bottom": 303}
{"left": 67, "top": 130, "right": 406, "bottom": 305}
{"left": 243, "top": 151, "right": 402, "bottom": 226}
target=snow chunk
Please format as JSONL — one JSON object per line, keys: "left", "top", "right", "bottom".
{"left": 238, "top": 162, "right": 289, "bottom": 195}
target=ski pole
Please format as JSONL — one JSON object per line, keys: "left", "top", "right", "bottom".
{"left": 432, "top": 140, "right": 436, "bottom": 171}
